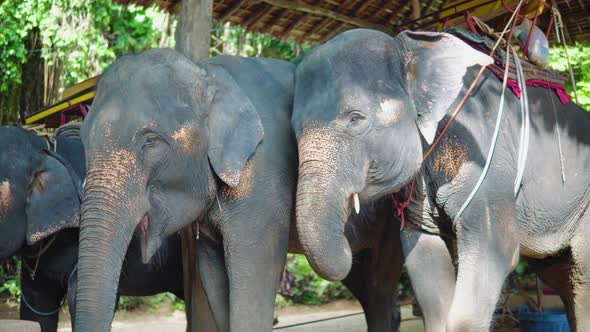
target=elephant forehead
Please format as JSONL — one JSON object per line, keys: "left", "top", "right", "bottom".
{"left": 0, "top": 180, "right": 12, "bottom": 219}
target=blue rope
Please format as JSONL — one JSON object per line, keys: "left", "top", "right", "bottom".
{"left": 20, "top": 263, "right": 78, "bottom": 317}
{"left": 21, "top": 292, "right": 61, "bottom": 317}
{"left": 455, "top": 46, "right": 511, "bottom": 221}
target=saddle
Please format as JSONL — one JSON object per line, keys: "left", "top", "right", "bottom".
{"left": 445, "top": 27, "right": 571, "bottom": 104}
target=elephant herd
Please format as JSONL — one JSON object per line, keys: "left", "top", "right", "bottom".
{"left": 1, "top": 29, "right": 589, "bottom": 332}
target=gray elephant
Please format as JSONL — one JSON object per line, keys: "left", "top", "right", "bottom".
{"left": 0, "top": 125, "right": 184, "bottom": 332}
{"left": 74, "top": 49, "right": 403, "bottom": 332}
{"left": 291, "top": 28, "right": 590, "bottom": 332}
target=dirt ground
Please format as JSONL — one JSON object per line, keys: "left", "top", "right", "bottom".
{"left": 1, "top": 298, "right": 524, "bottom": 332}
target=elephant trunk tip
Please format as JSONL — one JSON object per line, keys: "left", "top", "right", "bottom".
{"left": 306, "top": 243, "right": 352, "bottom": 282}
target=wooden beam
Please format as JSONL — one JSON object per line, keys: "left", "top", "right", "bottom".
{"left": 354, "top": 0, "right": 374, "bottom": 16}
{"left": 243, "top": 3, "right": 274, "bottom": 30}
{"left": 261, "top": 0, "right": 394, "bottom": 34}
{"left": 410, "top": 0, "right": 421, "bottom": 20}
{"left": 309, "top": 16, "right": 334, "bottom": 38}
{"left": 282, "top": 13, "right": 310, "bottom": 39}
{"left": 218, "top": 0, "right": 244, "bottom": 22}
{"left": 261, "top": 8, "right": 288, "bottom": 33}
{"left": 384, "top": 2, "right": 407, "bottom": 26}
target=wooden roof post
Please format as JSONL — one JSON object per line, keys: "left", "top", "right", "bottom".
{"left": 175, "top": 0, "right": 213, "bottom": 61}
{"left": 174, "top": 1, "right": 218, "bottom": 332}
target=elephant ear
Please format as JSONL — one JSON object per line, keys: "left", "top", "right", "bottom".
{"left": 398, "top": 31, "right": 493, "bottom": 144}
{"left": 205, "top": 63, "right": 263, "bottom": 188}
{"left": 26, "top": 151, "right": 81, "bottom": 245}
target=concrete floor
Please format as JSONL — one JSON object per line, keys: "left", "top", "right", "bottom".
{"left": 54, "top": 303, "right": 426, "bottom": 332}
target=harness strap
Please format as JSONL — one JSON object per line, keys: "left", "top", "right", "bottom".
{"left": 395, "top": 1, "right": 525, "bottom": 226}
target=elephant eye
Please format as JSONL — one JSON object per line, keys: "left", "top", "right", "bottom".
{"left": 349, "top": 111, "right": 367, "bottom": 124}
{"left": 144, "top": 134, "right": 159, "bottom": 147}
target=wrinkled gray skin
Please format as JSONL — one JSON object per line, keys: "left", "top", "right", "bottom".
{"left": 292, "top": 28, "right": 590, "bottom": 331}
{"left": 76, "top": 50, "right": 295, "bottom": 332}
{"left": 0, "top": 126, "right": 183, "bottom": 332}
{"left": 77, "top": 48, "right": 403, "bottom": 332}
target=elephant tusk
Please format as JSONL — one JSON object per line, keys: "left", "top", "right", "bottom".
{"left": 353, "top": 193, "right": 360, "bottom": 214}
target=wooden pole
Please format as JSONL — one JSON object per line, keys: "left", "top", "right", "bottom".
{"left": 176, "top": 0, "right": 214, "bottom": 61}
{"left": 174, "top": 1, "right": 217, "bottom": 332}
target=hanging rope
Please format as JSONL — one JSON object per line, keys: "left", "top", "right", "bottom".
{"left": 455, "top": 46, "right": 512, "bottom": 221}
{"left": 20, "top": 262, "right": 78, "bottom": 317}
{"left": 546, "top": 88, "right": 566, "bottom": 184}
{"left": 513, "top": 48, "right": 531, "bottom": 196}
{"left": 552, "top": 6, "right": 579, "bottom": 104}
{"left": 422, "top": 0, "right": 525, "bottom": 162}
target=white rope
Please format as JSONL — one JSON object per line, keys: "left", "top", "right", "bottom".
{"left": 513, "top": 48, "right": 530, "bottom": 196}
{"left": 456, "top": 46, "right": 512, "bottom": 220}
{"left": 546, "top": 88, "right": 566, "bottom": 184}
{"left": 453, "top": 0, "right": 524, "bottom": 221}
{"left": 491, "top": 0, "right": 525, "bottom": 52}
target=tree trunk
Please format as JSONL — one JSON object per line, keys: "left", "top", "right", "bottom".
{"left": 174, "top": 1, "right": 216, "bottom": 331}
{"left": 19, "top": 28, "right": 44, "bottom": 121}
{"left": 0, "top": 27, "right": 44, "bottom": 126}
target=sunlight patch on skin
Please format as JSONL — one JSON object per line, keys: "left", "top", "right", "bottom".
{"left": 220, "top": 159, "right": 255, "bottom": 200}
{"left": 85, "top": 147, "right": 143, "bottom": 204}
{"left": 172, "top": 123, "right": 199, "bottom": 155}
{"left": 377, "top": 99, "right": 402, "bottom": 125}
{"left": 433, "top": 137, "right": 468, "bottom": 180}
{"left": 0, "top": 180, "right": 12, "bottom": 220}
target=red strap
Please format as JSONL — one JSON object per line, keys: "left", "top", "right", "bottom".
{"left": 391, "top": 178, "right": 416, "bottom": 230}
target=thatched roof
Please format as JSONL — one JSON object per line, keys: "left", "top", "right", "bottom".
{"left": 114, "top": 1, "right": 590, "bottom": 44}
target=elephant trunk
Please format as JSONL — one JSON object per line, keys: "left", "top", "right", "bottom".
{"left": 74, "top": 157, "right": 143, "bottom": 332}
{"left": 295, "top": 128, "right": 354, "bottom": 281}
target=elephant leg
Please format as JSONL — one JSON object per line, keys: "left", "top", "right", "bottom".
{"left": 19, "top": 266, "right": 64, "bottom": 332}
{"left": 220, "top": 212, "right": 290, "bottom": 332}
{"left": 445, "top": 202, "right": 519, "bottom": 332}
{"left": 533, "top": 256, "right": 576, "bottom": 331}
{"left": 343, "top": 246, "right": 402, "bottom": 332}
{"left": 67, "top": 270, "right": 77, "bottom": 325}
{"left": 401, "top": 228, "right": 455, "bottom": 332}
{"left": 196, "top": 236, "right": 229, "bottom": 332}
{"left": 570, "top": 223, "right": 590, "bottom": 332}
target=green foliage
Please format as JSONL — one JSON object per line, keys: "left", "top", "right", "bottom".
{"left": 549, "top": 44, "right": 590, "bottom": 110}
{"left": 0, "top": 0, "right": 173, "bottom": 100}
{"left": 0, "top": 257, "right": 21, "bottom": 302}
{"left": 0, "top": 0, "right": 47, "bottom": 92}
{"left": 211, "top": 24, "right": 311, "bottom": 63}
{"left": 117, "top": 293, "right": 184, "bottom": 312}
{"left": 279, "top": 254, "right": 352, "bottom": 305}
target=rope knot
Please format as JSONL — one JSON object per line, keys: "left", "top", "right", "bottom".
{"left": 391, "top": 178, "right": 416, "bottom": 230}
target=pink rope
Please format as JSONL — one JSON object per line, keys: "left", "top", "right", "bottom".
{"left": 391, "top": 178, "right": 416, "bottom": 230}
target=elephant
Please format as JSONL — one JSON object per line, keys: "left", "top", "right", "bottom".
{"left": 290, "top": 28, "right": 590, "bottom": 332}
{"left": 74, "top": 48, "right": 404, "bottom": 332}
{"left": 0, "top": 125, "right": 184, "bottom": 332}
